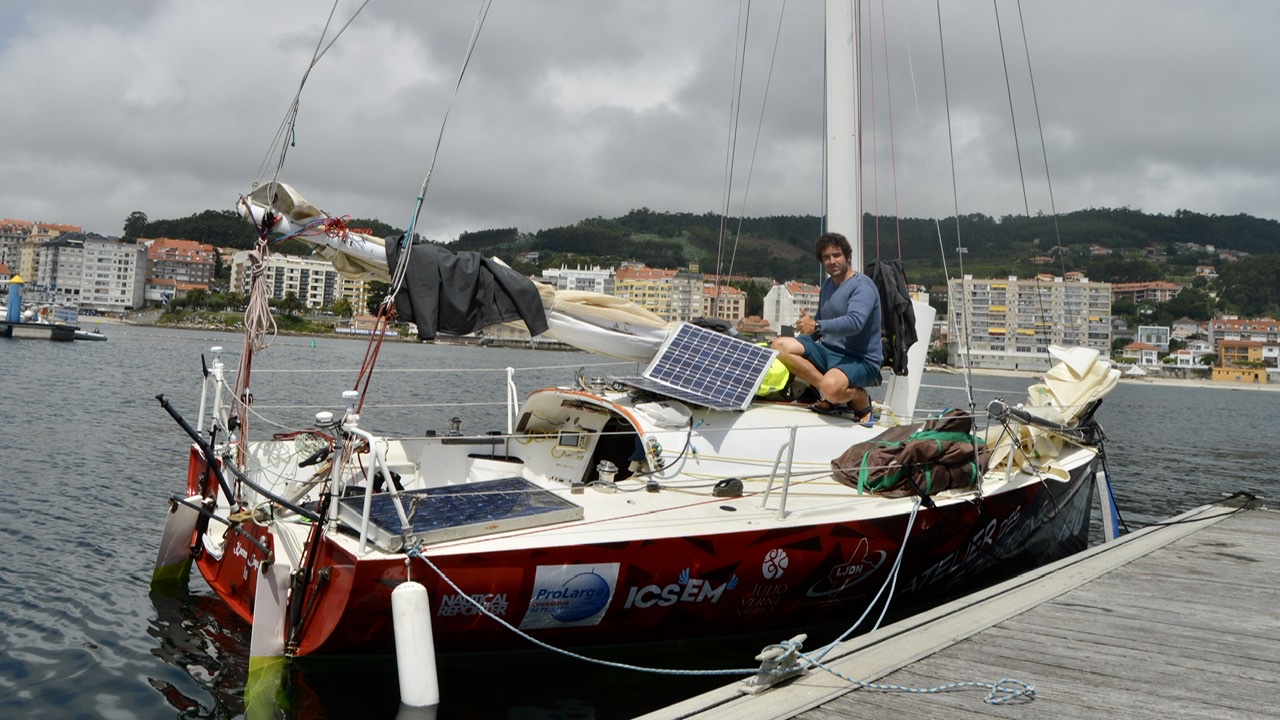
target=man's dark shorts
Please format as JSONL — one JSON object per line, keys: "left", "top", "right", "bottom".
{"left": 798, "top": 335, "right": 882, "bottom": 387}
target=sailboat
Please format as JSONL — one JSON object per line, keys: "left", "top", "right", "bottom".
{"left": 153, "top": 0, "right": 1118, "bottom": 688}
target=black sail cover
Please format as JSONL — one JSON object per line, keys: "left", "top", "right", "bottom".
{"left": 385, "top": 237, "right": 548, "bottom": 340}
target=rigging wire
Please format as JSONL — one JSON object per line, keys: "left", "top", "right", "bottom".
{"left": 992, "top": 0, "right": 1031, "bottom": 219}
{"left": 993, "top": 0, "right": 1052, "bottom": 350}
{"left": 1015, "top": 0, "right": 1080, "bottom": 348}
{"left": 878, "top": 0, "right": 905, "bottom": 259}
{"left": 724, "top": 0, "right": 790, "bottom": 288}
{"left": 713, "top": 0, "right": 753, "bottom": 312}
{"left": 897, "top": 8, "right": 952, "bottom": 287}
{"left": 255, "top": 0, "right": 373, "bottom": 195}
{"left": 349, "top": 0, "right": 493, "bottom": 406}
{"left": 865, "top": 0, "right": 882, "bottom": 260}
{"left": 1016, "top": 0, "right": 1064, "bottom": 271}
{"left": 933, "top": 0, "right": 977, "bottom": 414}
{"left": 236, "top": 0, "right": 370, "bottom": 462}
{"left": 387, "top": 0, "right": 494, "bottom": 303}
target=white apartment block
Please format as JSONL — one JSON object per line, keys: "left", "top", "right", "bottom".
{"left": 947, "top": 274, "right": 1112, "bottom": 371}
{"left": 28, "top": 233, "right": 146, "bottom": 311}
{"left": 763, "top": 281, "right": 820, "bottom": 333}
{"left": 229, "top": 250, "right": 369, "bottom": 311}
{"left": 539, "top": 265, "right": 614, "bottom": 295}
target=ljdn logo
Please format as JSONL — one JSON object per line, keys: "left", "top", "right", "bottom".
{"left": 623, "top": 568, "right": 739, "bottom": 609}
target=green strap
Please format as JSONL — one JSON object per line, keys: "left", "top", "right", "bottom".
{"left": 906, "top": 429, "right": 985, "bottom": 445}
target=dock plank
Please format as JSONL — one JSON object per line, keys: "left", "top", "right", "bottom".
{"left": 640, "top": 505, "right": 1279, "bottom": 720}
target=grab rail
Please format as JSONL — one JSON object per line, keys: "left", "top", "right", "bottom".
{"left": 758, "top": 426, "right": 798, "bottom": 520}
{"left": 345, "top": 424, "right": 413, "bottom": 557}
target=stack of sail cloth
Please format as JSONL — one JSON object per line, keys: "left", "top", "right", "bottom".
{"left": 831, "top": 409, "right": 987, "bottom": 498}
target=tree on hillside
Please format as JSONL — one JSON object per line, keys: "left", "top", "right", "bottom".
{"left": 139, "top": 209, "right": 260, "bottom": 249}
{"left": 1162, "top": 287, "right": 1215, "bottom": 322}
{"left": 1083, "top": 257, "right": 1163, "bottom": 283}
{"left": 730, "top": 279, "right": 771, "bottom": 316}
{"left": 1217, "top": 254, "right": 1280, "bottom": 316}
{"left": 123, "top": 211, "right": 148, "bottom": 240}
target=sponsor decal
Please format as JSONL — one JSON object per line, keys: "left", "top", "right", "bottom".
{"left": 805, "top": 538, "right": 887, "bottom": 598}
{"left": 232, "top": 539, "right": 261, "bottom": 581}
{"left": 762, "top": 548, "right": 789, "bottom": 579}
{"left": 437, "top": 592, "right": 510, "bottom": 618}
{"left": 519, "top": 563, "right": 620, "bottom": 630}
{"left": 623, "top": 567, "right": 740, "bottom": 609}
{"left": 737, "top": 582, "right": 789, "bottom": 616}
{"left": 899, "top": 507, "right": 1024, "bottom": 593}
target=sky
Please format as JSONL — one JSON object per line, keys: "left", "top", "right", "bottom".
{"left": 1, "top": 0, "right": 1278, "bottom": 244}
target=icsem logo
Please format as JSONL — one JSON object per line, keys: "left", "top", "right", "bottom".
{"left": 624, "top": 567, "right": 739, "bottom": 609}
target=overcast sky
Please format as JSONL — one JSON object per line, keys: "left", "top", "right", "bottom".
{"left": 2, "top": 1, "right": 1277, "bottom": 244}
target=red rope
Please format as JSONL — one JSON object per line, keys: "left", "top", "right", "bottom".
{"left": 323, "top": 214, "right": 351, "bottom": 240}
{"left": 351, "top": 300, "right": 400, "bottom": 413}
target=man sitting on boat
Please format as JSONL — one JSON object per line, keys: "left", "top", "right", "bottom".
{"left": 771, "top": 232, "right": 882, "bottom": 422}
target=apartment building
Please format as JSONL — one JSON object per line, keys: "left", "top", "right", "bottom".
{"left": 228, "top": 250, "right": 369, "bottom": 311}
{"left": 762, "top": 281, "right": 820, "bottom": 333}
{"left": 613, "top": 266, "right": 704, "bottom": 323}
{"left": 1207, "top": 317, "right": 1280, "bottom": 347}
{"left": 947, "top": 274, "right": 1112, "bottom": 371}
{"left": 701, "top": 283, "right": 746, "bottom": 322}
{"left": 1111, "top": 280, "right": 1184, "bottom": 304}
{"left": 49, "top": 233, "right": 148, "bottom": 312}
{"left": 0, "top": 219, "right": 33, "bottom": 269}
{"left": 145, "top": 237, "right": 218, "bottom": 285}
{"left": 538, "top": 264, "right": 614, "bottom": 295}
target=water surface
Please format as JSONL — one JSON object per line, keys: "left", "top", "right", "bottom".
{"left": 0, "top": 325, "right": 1272, "bottom": 718}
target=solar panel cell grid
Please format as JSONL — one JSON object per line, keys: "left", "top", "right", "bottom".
{"left": 618, "top": 323, "right": 777, "bottom": 411}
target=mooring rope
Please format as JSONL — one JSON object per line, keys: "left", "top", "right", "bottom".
{"left": 407, "top": 550, "right": 758, "bottom": 677}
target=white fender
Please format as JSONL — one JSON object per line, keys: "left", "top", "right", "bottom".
{"left": 392, "top": 580, "right": 440, "bottom": 708}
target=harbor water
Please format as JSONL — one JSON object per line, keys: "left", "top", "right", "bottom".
{"left": 0, "top": 323, "right": 1273, "bottom": 718}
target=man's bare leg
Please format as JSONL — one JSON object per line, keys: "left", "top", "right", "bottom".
{"left": 771, "top": 337, "right": 826, "bottom": 388}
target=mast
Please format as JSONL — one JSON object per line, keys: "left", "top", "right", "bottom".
{"left": 825, "top": 0, "right": 861, "bottom": 268}
{"left": 826, "top": 1, "right": 936, "bottom": 421}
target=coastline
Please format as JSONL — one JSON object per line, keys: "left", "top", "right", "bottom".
{"left": 86, "top": 317, "right": 1278, "bottom": 393}
{"left": 926, "top": 364, "right": 1280, "bottom": 393}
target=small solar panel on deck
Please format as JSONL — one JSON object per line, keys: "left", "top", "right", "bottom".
{"left": 336, "top": 476, "right": 582, "bottom": 548}
{"left": 619, "top": 323, "right": 776, "bottom": 411}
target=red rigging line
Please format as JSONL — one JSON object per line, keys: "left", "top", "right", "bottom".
{"left": 323, "top": 215, "right": 351, "bottom": 240}
{"left": 879, "top": 0, "right": 904, "bottom": 259}
{"left": 352, "top": 303, "right": 400, "bottom": 414}
{"left": 865, "top": 0, "right": 905, "bottom": 263}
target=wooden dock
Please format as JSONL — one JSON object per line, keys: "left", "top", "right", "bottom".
{"left": 641, "top": 500, "right": 1277, "bottom": 720}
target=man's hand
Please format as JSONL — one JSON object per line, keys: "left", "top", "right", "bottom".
{"left": 798, "top": 309, "right": 819, "bottom": 335}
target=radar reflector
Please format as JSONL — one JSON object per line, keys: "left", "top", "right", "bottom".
{"left": 619, "top": 322, "right": 777, "bottom": 411}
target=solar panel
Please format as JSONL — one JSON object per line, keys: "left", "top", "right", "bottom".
{"left": 618, "top": 322, "right": 777, "bottom": 411}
